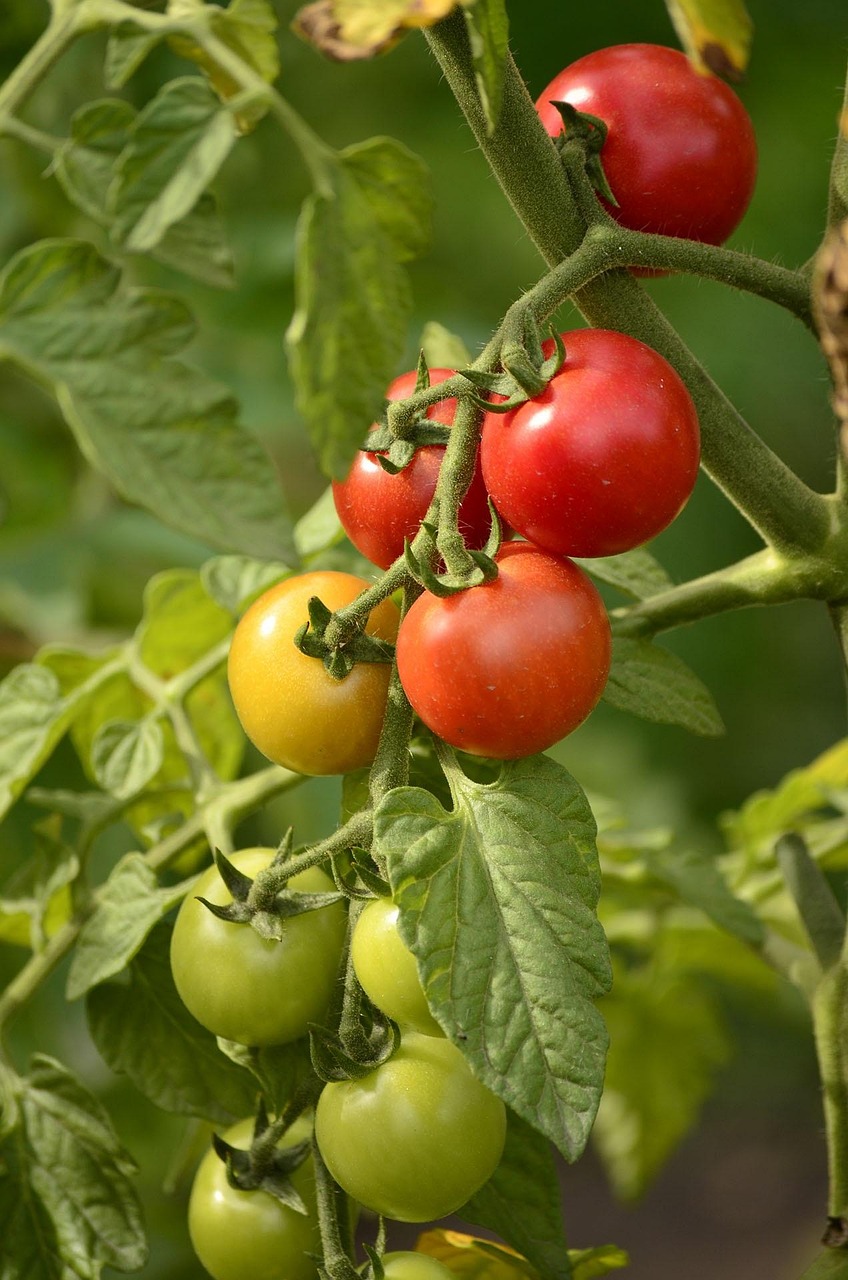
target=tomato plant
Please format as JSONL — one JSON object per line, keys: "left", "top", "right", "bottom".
{"left": 535, "top": 43, "right": 758, "bottom": 245}
{"left": 351, "top": 896, "right": 443, "bottom": 1037}
{"left": 396, "top": 543, "right": 612, "bottom": 758}
{"left": 170, "top": 849, "right": 346, "bottom": 1046}
{"left": 480, "top": 328, "right": 701, "bottom": 557}
{"left": 332, "top": 368, "right": 493, "bottom": 570}
{"left": 227, "top": 572, "right": 400, "bottom": 775}
{"left": 1, "top": 6, "right": 847, "bottom": 1280}
{"left": 315, "top": 1032, "right": 507, "bottom": 1222}
{"left": 188, "top": 1116, "right": 318, "bottom": 1280}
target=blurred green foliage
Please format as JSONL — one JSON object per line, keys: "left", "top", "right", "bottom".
{"left": 0, "top": 1, "right": 845, "bottom": 1274}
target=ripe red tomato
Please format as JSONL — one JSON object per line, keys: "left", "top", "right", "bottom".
{"left": 480, "top": 328, "right": 700, "bottom": 558}
{"left": 227, "top": 572, "right": 400, "bottom": 775}
{"left": 536, "top": 44, "right": 757, "bottom": 246}
{"left": 395, "top": 542, "right": 611, "bottom": 759}
{"left": 332, "top": 368, "right": 493, "bottom": 570}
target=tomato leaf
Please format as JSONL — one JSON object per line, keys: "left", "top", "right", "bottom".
{"left": 0, "top": 656, "right": 124, "bottom": 824}
{"left": 569, "top": 1246, "right": 630, "bottom": 1279}
{"left": 0, "top": 240, "right": 296, "bottom": 560}
{"left": 66, "top": 854, "right": 195, "bottom": 1001}
{"left": 592, "top": 965, "right": 729, "bottom": 1200}
{"left": 799, "top": 1249, "right": 848, "bottom": 1279}
{"left": 603, "top": 637, "right": 724, "bottom": 737}
{"left": 416, "top": 1230, "right": 535, "bottom": 1280}
{"left": 462, "top": 1110, "right": 572, "bottom": 1280}
{"left": 105, "top": 24, "right": 162, "bottom": 89}
{"left": 294, "top": 0, "right": 462, "bottom": 60}
{"left": 419, "top": 321, "right": 473, "bottom": 370}
{"left": 463, "top": 0, "right": 510, "bottom": 134}
{"left": 87, "top": 923, "right": 260, "bottom": 1125}
{"left": 169, "top": 0, "right": 280, "bottom": 132}
{"left": 575, "top": 548, "right": 673, "bottom": 600}
{"left": 0, "top": 826, "right": 78, "bottom": 951}
{"left": 0, "top": 1130, "right": 62, "bottom": 1280}
{"left": 216, "top": 1038, "right": 314, "bottom": 1117}
{"left": 664, "top": 0, "right": 753, "bottom": 79}
{"left": 15, "top": 1054, "right": 148, "bottom": 1277}
{"left": 201, "top": 554, "right": 293, "bottom": 615}
{"left": 375, "top": 754, "right": 611, "bottom": 1162}
{"left": 90, "top": 718, "right": 165, "bottom": 801}
{"left": 640, "top": 843, "right": 764, "bottom": 945}
{"left": 55, "top": 99, "right": 235, "bottom": 289}
{"left": 287, "top": 138, "right": 433, "bottom": 478}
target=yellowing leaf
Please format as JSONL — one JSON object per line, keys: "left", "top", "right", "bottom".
{"left": 294, "top": 0, "right": 466, "bottom": 61}
{"left": 170, "top": 0, "right": 280, "bottom": 132}
{"left": 415, "top": 1230, "right": 534, "bottom": 1280}
{"left": 665, "top": 0, "right": 753, "bottom": 79}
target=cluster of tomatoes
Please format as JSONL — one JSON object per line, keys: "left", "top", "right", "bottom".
{"left": 178, "top": 42, "right": 756, "bottom": 1280}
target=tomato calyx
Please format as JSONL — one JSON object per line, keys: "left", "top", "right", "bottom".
{"left": 198, "top": 847, "right": 344, "bottom": 941}
{"left": 463, "top": 327, "right": 566, "bottom": 411}
{"left": 331, "top": 848, "right": 391, "bottom": 900}
{"left": 403, "top": 511, "right": 501, "bottom": 597}
{"left": 211, "top": 1111, "right": 311, "bottom": 1212}
{"left": 310, "top": 1004, "right": 401, "bottom": 1083}
{"left": 546, "top": 101, "right": 619, "bottom": 208}
{"left": 294, "top": 594, "right": 396, "bottom": 680}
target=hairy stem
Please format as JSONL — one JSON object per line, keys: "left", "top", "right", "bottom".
{"left": 814, "top": 961, "right": 848, "bottom": 1231}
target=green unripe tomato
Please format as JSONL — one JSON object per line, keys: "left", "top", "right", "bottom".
{"left": 382, "top": 1253, "right": 456, "bottom": 1280}
{"left": 315, "top": 1032, "right": 506, "bottom": 1222}
{"left": 188, "top": 1116, "right": 317, "bottom": 1280}
{"left": 170, "top": 848, "right": 346, "bottom": 1046}
{"left": 351, "top": 897, "right": 443, "bottom": 1037}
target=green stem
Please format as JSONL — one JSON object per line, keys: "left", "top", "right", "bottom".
{"left": 0, "top": 117, "right": 63, "bottom": 153}
{"left": 312, "top": 1139, "right": 359, "bottom": 1280}
{"left": 813, "top": 961, "right": 848, "bottom": 1226}
{"left": 424, "top": 14, "right": 832, "bottom": 556}
{"left": 612, "top": 542, "right": 848, "bottom": 639}
{"left": 0, "top": 8, "right": 88, "bottom": 121}
{"left": 247, "top": 811, "right": 373, "bottom": 908}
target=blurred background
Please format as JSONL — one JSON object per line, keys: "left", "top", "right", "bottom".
{"left": 0, "top": 0, "right": 845, "bottom": 1275}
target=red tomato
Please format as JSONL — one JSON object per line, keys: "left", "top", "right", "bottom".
{"left": 480, "top": 329, "right": 700, "bottom": 558}
{"left": 395, "top": 543, "right": 611, "bottom": 759}
{"left": 536, "top": 44, "right": 757, "bottom": 246}
{"left": 332, "top": 368, "right": 493, "bottom": 570}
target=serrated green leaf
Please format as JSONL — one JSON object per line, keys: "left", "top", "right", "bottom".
{"left": 0, "top": 240, "right": 294, "bottom": 559}
{"left": 0, "top": 654, "right": 124, "bottom": 823}
{"left": 0, "top": 1129, "right": 64, "bottom": 1280}
{"left": 90, "top": 719, "right": 165, "bottom": 800}
{"left": 592, "top": 967, "right": 729, "bottom": 1200}
{"left": 603, "top": 637, "right": 724, "bottom": 737}
{"left": 0, "top": 832, "right": 78, "bottom": 952}
{"left": 464, "top": 0, "right": 509, "bottom": 133}
{"left": 575, "top": 548, "right": 672, "bottom": 600}
{"left": 87, "top": 923, "right": 259, "bottom": 1124}
{"left": 19, "top": 1055, "right": 147, "bottom": 1277}
{"left": 463, "top": 1111, "right": 571, "bottom": 1280}
{"left": 109, "top": 78, "right": 236, "bottom": 253}
{"left": 136, "top": 568, "right": 233, "bottom": 674}
{"left": 105, "top": 23, "right": 163, "bottom": 89}
{"left": 665, "top": 0, "right": 753, "bottom": 78}
{"left": 287, "top": 138, "right": 432, "bottom": 478}
{"left": 200, "top": 555, "right": 292, "bottom": 615}
{"left": 66, "top": 854, "right": 193, "bottom": 1001}
{"left": 375, "top": 755, "right": 610, "bottom": 1161}
{"left": 56, "top": 99, "right": 235, "bottom": 289}
{"left": 169, "top": 0, "right": 279, "bottom": 132}
{"left": 216, "top": 1038, "right": 314, "bottom": 1117}
{"left": 419, "top": 320, "right": 472, "bottom": 370}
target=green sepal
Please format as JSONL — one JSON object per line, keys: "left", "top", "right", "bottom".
{"left": 377, "top": 437, "right": 417, "bottom": 475}
{"left": 551, "top": 102, "right": 618, "bottom": 207}
{"left": 331, "top": 848, "right": 391, "bottom": 900}
{"left": 211, "top": 1128, "right": 310, "bottom": 1212}
{"left": 480, "top": 499, "right": 505, "bottom": 562}
{"left": 214, "top": 848, "right": 253, "bottom": 902}
{"left": 251, "top": 889, "right": 345, "bottom": 942}
{"left": 309, "top": 1015, "right": 400, "bottom": 1083}
{"left": 404, "top": 533, "right": 499, "bottom": 598}
{"left": 294, "top": 595, "right": 396, "bottom": 678}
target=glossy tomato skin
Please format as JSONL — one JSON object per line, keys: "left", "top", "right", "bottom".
{"left": 332, "top": 369, "right": 493, "bottom": 571}
{"left": 536, "top": 44, "right": 757, "bottom": 245}
{"left": 227, "top": 572, "right": 400, "bottom": 775}
{"left": 315, "top": 1032, "right": 506, "bottom": 1222}
{"left": 351, "top": 897, "right": 443, "bottom": 1037}
{"left": 481, "top": 329, "right": 700, "bottom": 558}
{"left": 171, "top": 848, "right": 346, "bottom": 1047}
{"left": 382, "top": 1254, "right": 455, "bottom": 1280}
{"left": 188, "top": 1115, "right": 317, "bottom": 1280}
{"left": 396, "top": 543, "right": 611, "bottom": 760}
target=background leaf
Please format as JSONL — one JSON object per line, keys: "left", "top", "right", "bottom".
{"left": 664, "top": 0, "right": 753, "bottom": 78}
{"left": 603, "top": 637, "right": 724, "bottom": 736}
{"left": 0, "top": 240, "right": 295, "bottom": 560}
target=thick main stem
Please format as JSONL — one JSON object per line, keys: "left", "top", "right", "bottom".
{"left": 424, "top": 14, "right": 831, "bottom": 556}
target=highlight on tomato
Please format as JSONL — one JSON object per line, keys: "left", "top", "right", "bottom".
{"left": 227, "top": 571, "right": 400, "bottom": 776}
{"left": 332, "top": 367, "right": 493, "bottom": 571}
{"left": 170, "top": 848, "right": 346, "bottom": 1047}
{"left": 480, "top": 328, "right": 701, "bottom": 558}
{"left": 536, "top": 43, "right": 757, "bottom": 246}
{"left": 188, "top": 1114, "right": 318, "bottom": 1280}
{"left": 395, "top": 542, "right": 612, "bottom": 760}
{"left": 315, "top": 1031, "right": 507, "bottom": 1222}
